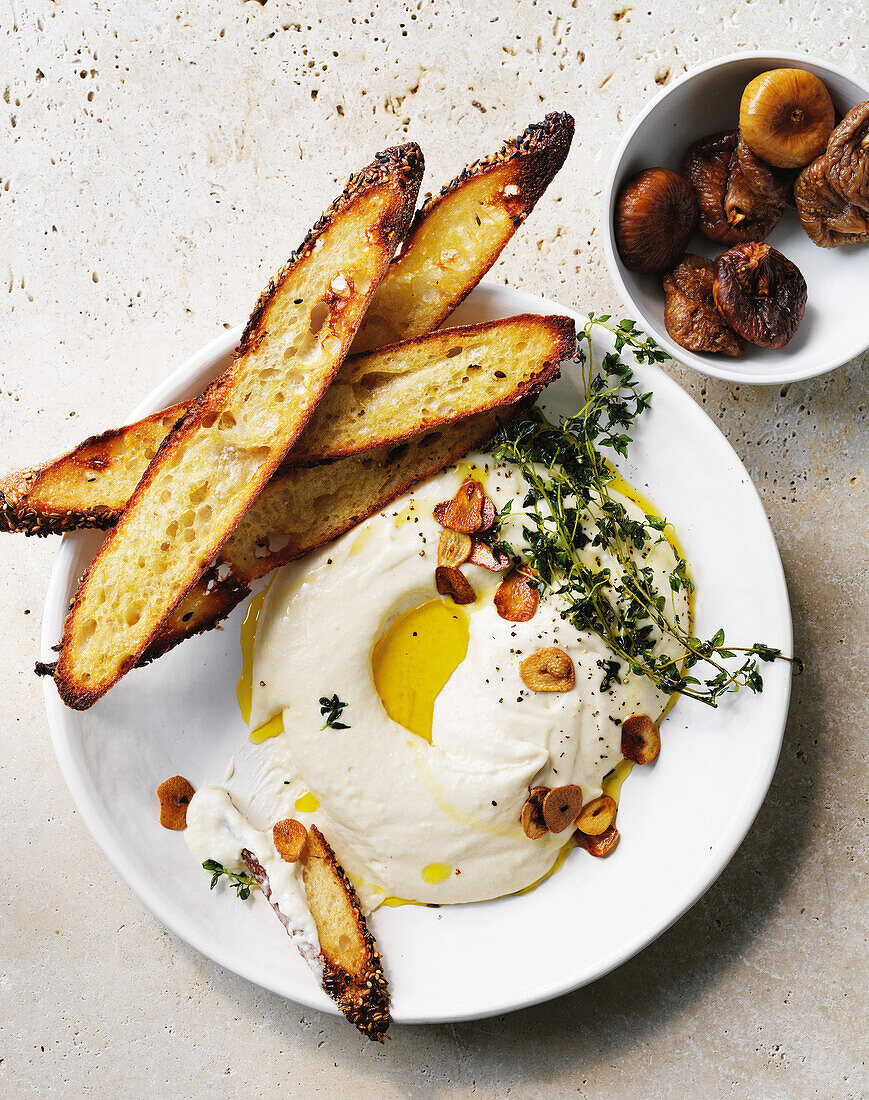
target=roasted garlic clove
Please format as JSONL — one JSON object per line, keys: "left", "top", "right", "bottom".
{"left": 433, "top": 478, "right": 496, "bottom": 535}
{"left": 824, "top": 100, "right": 869, "bottom": 211}
{"left": 435, "top": 565, "right": 476, "bottom": 605}
{"left": 157, "top": 775, "right": 195, "bottom": 830}
{"left": 712, "top": 242, "right": 807, "bottom": 349}
{"left": 620, "top": 714, "right": 661, "bottom": 765}
{"left": 577, "top": 823, "right": 620, "bottom": 858}
{"left": 438, "top": 528, "right": 473, "bottom": 568}
{"left": 520, "top": 786, "right": 549, "bottom": 840}
{"left": 663, "top": 254, "right": 744, "bottom": 357}
{"left": 468, "top": 539, "right": 511, "bottom": 572}
{"left": 273, "top": 818, "right": 308, "bottom": 863}
{"left": 542, "top": 784, "right": 583, "bottom": 834}
{"left": 576, "top": 795, "right": 617, "bottom": 836}
{"left": 614, "top": 167, "right": 699, "bottom": 273}
{"left": 519, "top": 647, "right": 576, "bottom": 692}
{"left": 494, "top": 570, "right": 539, "bottom": 622}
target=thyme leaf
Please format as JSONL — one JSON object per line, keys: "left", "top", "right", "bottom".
{"left": 202, "top": 859, "right": 256, "bottom": 900}
{"left": 487, "top": 315, "right": 801, "bottom": 707}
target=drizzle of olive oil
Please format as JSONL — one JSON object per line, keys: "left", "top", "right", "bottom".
{"left": 294, "top": 790, "right": 320, "bottom": 813}
{"left": 602, "top": 759, "right": 634, "bottom": 803}
{"left": 237, "top": 585, "right": 284, "bottom": 743}
{"left": 421, "top": 862, "right": 452, "bottom": 884}
{"left": 371, "top": 599, "right": 469, "bottom": 743}
{"left": 349, "top": 525, "right": 375, "bottom": 556}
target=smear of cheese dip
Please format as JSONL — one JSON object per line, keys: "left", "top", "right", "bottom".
{"left": 186, "top": 454, "right": 689, "bottom": 911}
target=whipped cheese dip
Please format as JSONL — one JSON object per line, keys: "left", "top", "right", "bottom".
{"left": 186, "top": 453, "right": 689, "bottom": 911}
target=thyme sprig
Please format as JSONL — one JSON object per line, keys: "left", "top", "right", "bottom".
{"left": 488, "top": 315, "right": 801, "bottom": 707}
{"left": 202, "top": 859, "right": 256, "bottom": 900}
{"left": 319, "top": 694, "right": 350, "bottom": 729}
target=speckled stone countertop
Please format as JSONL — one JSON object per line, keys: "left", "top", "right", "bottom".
{"left": 0, "top": 2, "right": 865, "bottom": 1097}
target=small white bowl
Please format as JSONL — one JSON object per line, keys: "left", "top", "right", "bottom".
{"left": 602, "top": 51, "right": 869, "bottom": 385}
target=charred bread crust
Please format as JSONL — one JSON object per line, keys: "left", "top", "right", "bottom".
{"left": 0, "top": 404, "right": 188, "bottom": 535}
{"left": 53, "top": 147, "right": 424, "bottom": 710}
{"left": 237, "top": 143, "right": 424, "bottom": 360}
{"left": 306, "top": 826, "right": 390, "bottom": 1042}
{"left": 414, "top": 112, "right": 574, "bottom": 227}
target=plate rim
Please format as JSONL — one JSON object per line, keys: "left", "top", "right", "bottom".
{"left": 41, "top": 284, "right": 793, "bottom": 1023}
{"left": 601, "top": 49, "right": 869, "bottom": 386}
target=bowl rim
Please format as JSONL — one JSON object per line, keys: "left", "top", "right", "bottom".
{"left": 602, "top": 49, "right": 869, "bottom": 386}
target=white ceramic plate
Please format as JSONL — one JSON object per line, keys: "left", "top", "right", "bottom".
{"left": 42, "top": 284, "right": 792, "bottom": 1024}
{"left": 602, "top": 51, "right": 869, "bottom": 385}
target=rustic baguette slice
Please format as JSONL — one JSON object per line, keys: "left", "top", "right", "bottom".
{"left": 0, "top": 404, "right": 188, "bottom": 535}
{"left": 54, "top": 144, "right": 424, "bottom": 709}
{"left": 292, "top": 313, "right": 573, "bottom": 464}
{"left": 353, "top": 111, "right": 575, "bottom": 351}
{"left": 242, "top": 826, "right": 389, "bottom": 1041}
{"left": 2, "top": 315, "right": 571, "bottom": 536}
{"left": 138, "top": 405, "right": 523, "bottom": 664}
{"left": 1, "top": 114, "right": 574, "bottom": 536}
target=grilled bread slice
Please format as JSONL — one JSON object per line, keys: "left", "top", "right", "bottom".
{"left": 242, "top": 826, "right": 389, "bottom": 1041}
{"left": 139, "top": 405, "right": 525, "bottom": 663}
{"left": 3, "top": 315, "right": 572, "bottom": 536}
{"left": 353, "top": 111, "right": 575, "bottom": 351}
{"left": 54, "top": 144, "right": 424, "bottom": 709}
{"left": 0, "top": 114, "right": 574, "bottom": 537}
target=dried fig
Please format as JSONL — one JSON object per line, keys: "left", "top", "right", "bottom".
{"left": 683, "top": 131, "right": 782, "bottom": 244}
{"left": 712, "top": 242, "right": 807, "bottom": 349}
{"left": 519, "top": 647, "right": 576, "bottom": 692}
{"left": 740, "top": 68, "right": 835, "bottom": 168}
{"left": 614, "top": 167, "right": 699, "bottom": 273}
{"left": 795, "top": 155, "right": 869, "bottom": 248}
{"left": 824, "top": 100, "right": 869, "bottom": 211}
{"left": 541, "top": 784, "right": 584, "bottom": 834}
{"left": 494, "top": 570, "right": 539, "bottom": 622}
{"left": 435, "top": 565, "right": 476, "bottom": 604}
{"left": 736, "top": 136, "right": 797, "bottom": 206}
{"left": 662, "top": 255, "right": 743, "bottom": 357}
{"left": 620, "top": 714, "right": 661, "bottom": 765}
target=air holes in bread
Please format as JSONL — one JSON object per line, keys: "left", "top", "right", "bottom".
{"left": 309, "top": 301, "right": 328, "bottom": 334}
{"left": 446, "top": 346, "right": 463, "bottom": 358}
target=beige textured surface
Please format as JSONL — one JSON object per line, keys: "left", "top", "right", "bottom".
{"left": 0, "top": 2, "right": 866, "bottom": 1097}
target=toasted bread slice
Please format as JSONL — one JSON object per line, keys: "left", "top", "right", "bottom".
{"left": 139, "top": 406, "right": 522, "bottom": 663}
{"left": 353, "top": 112, "right": 575, "bottom": 351}
{"left": 292, "top": 314, "right": 573, "bottom": 464}
{"left": 54, "top": 145, "right": 424, "bottom": 709}
{"left": 0, "top": 404, "right": 187, "bottom": 535}
{"left": 2, "top": 315, "right": 571, "bottom": 535}
{"left": 242, "top": 827, "right": 389, "bottom": 1041}
{"left": 1, "top": 115, "right": 574, "bottom": 537}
